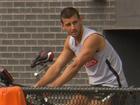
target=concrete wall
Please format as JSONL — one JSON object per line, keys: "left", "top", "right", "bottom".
{"left": 0, "top": 0, "right": 117, "bottom": 86}
{"left": 116, "top": 0, "right": 140, "bottom": 27}
{"left": 104, "top": 0, "right": 140, "bottom": 87}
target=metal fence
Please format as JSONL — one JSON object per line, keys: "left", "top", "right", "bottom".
{"left": 23, "top": 86, "right": 140, "bottom": 105}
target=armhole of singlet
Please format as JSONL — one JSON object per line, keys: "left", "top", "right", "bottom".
{"left": 82, "top": 32, "right": 105, "bottom": 53}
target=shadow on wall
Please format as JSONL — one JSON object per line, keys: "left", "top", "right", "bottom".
{"left": 104, "top": 29, "right": 140, "bottom": 87}
{"left": 94, "top": 0, "right": 107, "bottom": 4}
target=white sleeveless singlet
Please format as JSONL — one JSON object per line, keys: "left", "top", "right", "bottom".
{"left": 69, "top": 26, "right": 128, "bottom": 87}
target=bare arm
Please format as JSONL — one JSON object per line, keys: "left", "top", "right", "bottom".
{"left": 34, "top": 36, "right": 75, "bottom": 87}
{"left": 49, "top": 34, "right": 105, "bottom": 87}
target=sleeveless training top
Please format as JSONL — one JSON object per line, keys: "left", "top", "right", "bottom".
{"left": 69, "top": 26, "right": 128, "bottom": 87}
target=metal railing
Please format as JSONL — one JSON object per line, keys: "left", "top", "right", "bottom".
{"left": 23, "top": 86, "right": 140, "bottom": 105}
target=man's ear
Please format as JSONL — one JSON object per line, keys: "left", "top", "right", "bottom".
{"left": 61, "top": 22, "right": 65, "bottom": 30}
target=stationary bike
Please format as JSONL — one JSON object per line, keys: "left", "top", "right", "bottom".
{"left": 0, "top": 50, "right": 54, "bottom": 105}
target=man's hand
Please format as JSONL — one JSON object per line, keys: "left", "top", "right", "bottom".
{"left": 47, "top": 83, "right": 56, "bottom": 87}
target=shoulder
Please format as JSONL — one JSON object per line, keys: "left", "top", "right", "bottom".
{"left": 84, "top": 32, "right": 105, "bottom": 43}
{"left": 83, "top": 26, "right": 99, "bottom": 35}
{"left": 83, "top": 33, "right": 105, "bottom": 51}
{"left": 82, "top": 27, "right": 104, "bottom": 42}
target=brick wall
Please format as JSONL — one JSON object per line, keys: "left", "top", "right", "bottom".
{"left": 0, "top": 0, "right": 115, "bottom": 86}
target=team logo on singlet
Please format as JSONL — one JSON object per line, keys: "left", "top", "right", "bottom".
{"left": 85, "top": 58, "right": 98, "bottom": 68}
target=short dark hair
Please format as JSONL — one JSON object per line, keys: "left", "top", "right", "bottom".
{"left": 60, "top": 7, "right": 80, "bottom": 23}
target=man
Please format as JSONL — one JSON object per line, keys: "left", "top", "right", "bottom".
{"left": 34, "top": 7, "right": 128, "bottom": 105}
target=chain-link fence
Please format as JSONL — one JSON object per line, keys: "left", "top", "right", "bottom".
{"left": 23, "top": 86, "right": 140, "bottom": 105}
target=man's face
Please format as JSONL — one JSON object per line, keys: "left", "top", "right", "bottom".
{"left": 61, "top": 15, "right": 82, "bottom": 38}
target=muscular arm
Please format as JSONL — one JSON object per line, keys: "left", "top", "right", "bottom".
{"left": 34, "top": 36, "right": 75, "bottom": 87}
{"left": 49, "top": 34, "right": 105, "bottom": 87}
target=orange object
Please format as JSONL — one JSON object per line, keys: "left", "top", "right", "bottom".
{"left": 0, "top": 86, "right": 26, "bottom": 105}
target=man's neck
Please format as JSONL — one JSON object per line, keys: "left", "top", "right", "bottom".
{"left": 75, "top": 26, "right": 83, "bottom": 44}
